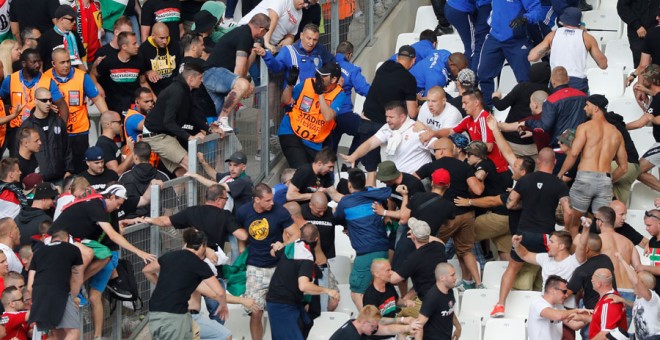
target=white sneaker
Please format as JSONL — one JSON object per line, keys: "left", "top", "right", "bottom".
{"left": 220, "top": 18, "right": 236, "bottom": 29}
{"left": 217, "top": 117, "right": 233, "bottom": 132}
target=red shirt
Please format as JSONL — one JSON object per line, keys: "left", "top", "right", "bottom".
{"left": 452, "top": 110, "right": 509, "bottom": 173}
{"left": 75, "top": 0, "right": 102, "bottom": 62}
{"left": 0, "top": 311, "right": 28, "bottom": 340}
{"left": 589, "top": 290, "right": 627, "bottom": 339}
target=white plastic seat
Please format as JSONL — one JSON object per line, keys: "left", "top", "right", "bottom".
{"left": 586, "top": 67, "right": 625, "bottom": 97}
{"left": 395, "top": 33, "right": 419, "bottom": 52}
{"left": 375, "top": 62, "right": 384, "bottom": 72}
{"left": 583, "top": 10, "right": 624, "bottom": 48}
{"left": 637, "top": 246, "right": 652, "bottom": 265}
{"left": 353, "top": 94, "right": 366, "bottom": 115}
{"left": 625, "top": 209, "right": 652, "bottom": 239}
{"left": 459, "top": 289, "right": 500, "bottom": 322}
{"left": 504, "top": 290, "right": 542, "bottom": 320}
{"left": 307, "top": 312, "right": 351, "bottom": 340}
{"left": 585, "top": 0, "right": 601, "bottom": 9}
{"left": 605, "top": 39, "right": 634, "bottom": 73}
{"left": 413, "top": 6, "right": 437, "bottom": 33}
{"left": 629, "top": 127, "right": 654, "bottom": 157}
{"left": 607, "top": 97, "right": 644, "bottom": 123}
{"left": 334, "top": 225, "right": 356, "bottom": 261}
{"left": 483, "top": 318, "right": 527, "bottom": 340}
{"left": 437, "top": 34, "right": 464, "bottom": 53}
{"left": 496, "top": 65, "right": 517, "bottom": 94}
{"left": 448, "top": 258, "right": 462, "bottom": 281}
{"left": 224, "top": 303, "right": 255, "bottom": 340}
{"left": 597, "top": 0, "right": 617, "bottom": 9}
{"left": 453, "top": 288, "right": 461, "bottom": 316}
{"left": 482, "top": 261, "right": 508, "bottom": 289}
{"left": 493, "top": 107, "right": 510, "bottom": 122}
{"left": 335, "top": 284, "right": 359, "bottom": 317}
{"left": 458, "top": 315, "right": 482, "bottom": 340}
{"left": 629, "top": 183, "right": 660, "bottom": 211}
{"left": 328, "top": 255, "right": 352, "bottom": 284}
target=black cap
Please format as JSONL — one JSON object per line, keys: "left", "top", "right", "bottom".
{"left": 193, "top": 10, "right": 216, "bottom": 34}
{"left": 225, "top": 151, "right": 247, "bottom": 164}
{"left": 54, "top": 5, "right": 77, "bottom": 19}
{"left": 397, "top": 45, "right": 416, "bottom": 58}
{"left": 587, "top": 94, "right": 609, "bottom": 113}
{"left": 316, "top": 62, "right": 342, "bottom": 79}
{"left": 33, "top": 183, "right": 59, "bottom": 200}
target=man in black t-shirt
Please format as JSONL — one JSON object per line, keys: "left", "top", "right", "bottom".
{"left": 79, "top": 146, "right": 119, "bottom": 191}
{"left": 16, "top": 128, "right": 41, "bottom": 182}
{"left": 138, "top": 23, "right": 181, "bottom": 95}
{"left": 329, "top": 305, "right": 417, "bottom": 340}
{"left": 376, "top": 160, "right": 425, "bottom": 211}
{"left": 38, "top": 6, "right": 86, "bottom": 69}
{"left": 140, "top": 0, "right": 183, "bottom": 44}
{"left": 416, "top": 262, "right": 460, "bottom": 340}
{"left": 287, "top": 148, "right": 338, "bottom": 203}
{"left": 194, "top": 151, "right": 254, "bottom": 213}
{"left": 144, "top": 228, "right": 228, "bottom": 340}
{"left": 266, "top": 223, "right": 339, "bottom": 340}
{"left": 635, "top": 64, "right": 660, "bottom": 192}
{"left": 96, "top": 111, "right": 134, "bottom": 176}
{"left": 610, "top": 200, "right": 649, "bottom": 248}
{"left": 203, "top": 14, "right": 269, "bottom": 132}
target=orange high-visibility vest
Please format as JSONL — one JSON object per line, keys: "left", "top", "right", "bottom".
{"left": 43, "top": 68, "right": 90, "bottom": 134}
{"left": 322, "top": 0, "right": 355, "bottom": 20}
{"left": 289, "top": 78, "right": 341, "bottom": 143}
{"left": 123, "top": 108, "right": 161, "bottom": 167}
{"left": 8, "top": 71, "right": 52, "bottom": 128}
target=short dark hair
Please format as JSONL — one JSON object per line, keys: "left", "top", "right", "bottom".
{"left": 20, "top": 26, "right": 38, "bottom": 42}
{"left": 17, "top": 127, "right": 37, "bottom": 144}
{"left": 551, "top": 230, "right": 572, "bottom": 250}
{"left": 206, "top": 184, "right": 227, "bottom": 201}
{"left": 300, "top": 223, "right": 319, "bottom": 243}
{"left": 518, "top": 156, "right": 535, "bottom": 174}
{"left": 113, "top": 16, "right": 132, "bottom": 31}
{"left": 302, "top": 23, "right": 320, "bottom": 34}
{"left": 134, "top": 87, "right": 153, "bottom": 100}
{"left": 0, "top": 158, "right": 18, "bottom": 179}
{"left": 133, "top": 141, "right": 152, "bottom": 162}
{"left": 254, "top": 183, "right": 273, "bottom": 198}
{"left": 181, "top": 62, "right": 204, "bottom": 76}
{"left": 336, "top": 41, "right": 354, "bottom": 55}
{"left": 462, "top": 88, "right": 483, "bottom": 102}
{"left": 117, "top": 32, "right": 136, "bottom": 49}
{"left": 183, "top": 227, "right": 207, "bottom": 250}
{"left": 544, "top": 275, "right": 567, "bottom": 293}
{"left": 419, "top": 29, "right": 436, "bottom": 44}
{"left": 348, "top": 168, "right": 366, "bottom": 190}
{"left": 597, "top": 206, "right": 615, "bottom": 226}
{"left": 180, "top": 33, "right": 202, "bottom": 52}
{"left": 52, "top": 230, "right": 70, "bottom": 242}
{"left": 20, "top": 48, "right": 40, "bottom": 63}
{"left": 314, "top": 147, "right": 337, "bottom": 164}
{"left": 384, "top": 101, "right": 407, "bottom": 115}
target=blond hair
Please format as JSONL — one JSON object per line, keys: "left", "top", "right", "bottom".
{"left": 356, "top": 305, "right": 382, "bottom": 322}
{"left": 0, "top": 40, "right": 18, "bottom": 78}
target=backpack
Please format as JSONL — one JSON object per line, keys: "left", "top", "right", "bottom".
{"left": 107, "top": 258, "right": 142, "bottom": 313}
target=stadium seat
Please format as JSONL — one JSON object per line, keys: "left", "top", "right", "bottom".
{"left": 483, "top": 318, "right": 526, "bottom": 340}
{"left": 328, "top": 255, "right": 352, "bottom": 284}
{"left": 583, "top": 10, "right": 624, "bottom": 48}
{"left": 437, "top": 34, "right": 464, "bottom": 53}
{"left": 629, "top": 127, "right": 654, "bottom": 156}
{"left": 376, "top": 62, "right": 384, "bottom": 72}
{"left": 459, "top": 289, "right": 499, "bottom": 323}
{"left": 334, "top": 226, "right": 356, "bottom": 261}
{"left": 395, "top": 33, "right": 419, "bottom": 52}
{"left": 597, "top": 0, "right": 617, "bottom": 9}
{"left": 629, "top": 183, "right": 660, "bottom": 211}
{"left": 353, "top": 94, "right": 366, "bottom": 115}
{"left": 449, "top": 258, "right": 462, "bottom": 280}
{"left": 458, "top": 315, "right": 483, "bottom": 340}
{"left": 496, "top": 65, "right": 517, "bottom": 95}
{"left": 225, "top": 303, "right": 257, "bottom": 340}
{"left": 605, "top": 39, "right": 634, "bottom": 73}
{"left": 493, "top": 107, "right": 510, "bottom": 122}
{"left": 335, "top": 284, "right": 359, "bottom": 317}
{"left": 482, "top": 261, "right": 508, "bottom": 289}
{"left": 607, "top": 97, "right": 644, "bottom": 123}
{"left": 453, "top": 287, "right": 461, "bottom": 316}
{"left": 586, "top": 67, "right": 625, "bottom": 97}
{"left": 637, "top": 246, "right": 652, "bottom": 266}
{"left": 413, "top": 6, "right": 438, "bottom": 33}
{"left": 504, "top": 290, "right": 542, "bottom": 320}
{"left": 307, "top": 312, "right": 351, "bottom": 340}
{"left": 626, "top": 209, "right": 652, "bottom": 239}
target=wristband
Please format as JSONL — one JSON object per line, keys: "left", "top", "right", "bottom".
{"left": 382, "top": 210, "right": 388, "bottom": 217}
{"left": 468, "top": 199, "right": 472, "bottom": 206}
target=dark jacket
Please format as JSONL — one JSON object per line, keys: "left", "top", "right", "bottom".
{"left": 334, "top": 187, "right": 391, "bottom": 254}
{"left": 525, "top": 84, "right": 587, "bottom": 147}
{"left": 14, "top": 207, "right": 52, "bottom": 246}
{"left": 617, "top": 0, "right": 660, "bottom": 34}
{"left": 118, "top": 163, "right": 170, "bottom": 218}
{"left": 21, "top": 110, "right": 74, "bottom": 181}
{"left": 493, "top": 62, "right": 551, "bottom": 145}
{"left": 606, "top": 112, "right": 640, "bottom": 164}
{"left": 144, "top": 75, "right": 206, "bottom": 141}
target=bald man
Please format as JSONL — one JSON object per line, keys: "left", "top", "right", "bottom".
{"left": 590, "top": 268, "right": 628, "bottom": 339}
{"left": 610, "top": 200, "right": 650, "bottom": 249}
{"left": 96, "top": 111, "right": 134, "bottom": 175}
{"left": 138, "top": 23, "right": 181, "bottom": 95}
{"left": 363, "top": 259, "right": 416, "bottom": 325}
{"left": 498, "top": 90, "right": 551, "bottom": 155}
{"left": 415, "top": 262, "right": 460, "bottom": 340}
{"left": 417, "top": 87, "right": 462, "bottom": 144}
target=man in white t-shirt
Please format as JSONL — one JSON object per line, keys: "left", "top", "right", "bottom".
{"left": 239, "top": 0, "right": 310, "bottom": 53}
{"left": 341, "top": 102, "right": 434, "bottom": 175}
{"left": 528, "top": 275, "right": 592, "bottom": 340}
{"left": 512, "top": 225, "right": 588, "bottom": 307}
{"left": 417, "top": 87, "right": 462, "bottom": 142}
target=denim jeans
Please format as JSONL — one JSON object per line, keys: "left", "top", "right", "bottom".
{"left": 266, "top": 302, "right": 310, "bottom": 340}
{"left": 203, "top": 67, "right": 239, "bottom": 113}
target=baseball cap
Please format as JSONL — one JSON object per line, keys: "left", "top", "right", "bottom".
{"left": 84, "top": 146, "right": 104, "bottom": 161}
{"left": 408, "top": 217, "right": 431, "bottom": 239}
{"left": 397, "top": 45, "right": 416, "bottom": 58}
{"left": 376, "top": 161, "right": 401, "bottom": 182}
{"left": 587, "top": 94, "right": 609, "bottom": 113}
{"left": 464, "top": 141, "right": 488, "bottom": 159}
{"left": 22, "top": 173, "right": 44, "bottom": 192}
{"left": 193, "top": 10, "right": 217, "bottom": 33}
{"left": 33, "top": 182, "right": 59, "bottom": 200}
{"left": 457, "top": 68, "right": 476, "bottom": 88}
{"left": 101, "top": 184, "right": 128, "bottom": 199}
{"left": 559, "top": 7, "right": 582, "bottom": 27}
{"left": 317, "top": 62, "right": 342, "bottom": 79}
{"left": 54, "top": 5, "right": 77, "bottom": 19}
{"left": 449, "top": 133, "right": 470, "bottom": 150}
{"left": 431, "top": 168, "right": 451, "bottom": 186}
{"left": 558, "top": 128, "right": 576, "bottom": 147}
{"left": 225, "top": 151, "right": 247, "bottom": 164}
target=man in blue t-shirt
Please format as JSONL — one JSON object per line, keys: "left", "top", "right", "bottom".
{"left": 235, "top": 183, "right": 298, "bottom": 340}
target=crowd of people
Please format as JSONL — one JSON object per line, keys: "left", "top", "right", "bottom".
{"left": 0, "top": 0, "right": 657, "bottom": 339}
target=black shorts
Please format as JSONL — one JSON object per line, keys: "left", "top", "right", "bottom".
{"left": 357, "top": 119, "right": 384, "bottom": 172}
{"left": 510, "top": 230, "right": 550, "bottom": 262}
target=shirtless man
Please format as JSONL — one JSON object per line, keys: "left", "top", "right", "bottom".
{"left": 576, "top": 206, "right": 641, "bottom": 324}
{"left": 557, "top": 94, "right": 628, "bottom": 237}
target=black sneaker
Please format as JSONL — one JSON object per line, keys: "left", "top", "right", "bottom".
{"left": 106, "top": 278, "right": 133, "bottom": 299}
{"left": 579, "top": 0, "right": 593, "bottom": 11}
{"left": 434, "top": 24, "right": 454, "bottom": 36}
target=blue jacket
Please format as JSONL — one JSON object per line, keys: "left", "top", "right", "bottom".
{"left": 334, "top": 187, "right": 391, "bottom": 254}
{"left": 489, "top": 0, "right": 544, "bottom": 41}
{"left": 336, "top": 53, "right": 370, "bottom": 115}
{"left": 263, "top": 41, "right": 336, "bottom": 88}
{"left": 409, "top": 50, "right": 452, "bottom": 96}
{"left": 524, "top": 84, "right": 587, "bottom": 147}
{"left": 447, "top": 0, "right": 477, "bottom": 13}
{"left": 388, "top": 40, "right": 436, "bottom": 65}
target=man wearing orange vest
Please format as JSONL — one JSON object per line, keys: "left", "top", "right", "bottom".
{"left": 279, "top": 62, "right": 345, "bottom": 168}
{"left": 321, "top": 0, "right": 354, "bottom": 46}
{"left": 0, "top": 49, "right": 69, "bottom": 157}
{"left": 123, "top": 87, "right": 160, "bottom": 168}
{"left": 43, "top": 48, "right": 109, "bottom": 174}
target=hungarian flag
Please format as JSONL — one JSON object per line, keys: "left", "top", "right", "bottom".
{"left": 649, "top": 248, "right": 660, "bottom": 267}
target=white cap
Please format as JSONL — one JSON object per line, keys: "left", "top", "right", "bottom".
{"left": 101, "top": 184, "right": 128, "bottom": 199}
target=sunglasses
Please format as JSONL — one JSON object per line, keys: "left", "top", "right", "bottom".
{"left": 62, "top": 17, "right": 75, "bottom": 22}
{"left": 554, "top": 288, "right": 568, "bottom": 295}
{"left": 645, "top": 210, "right": 660, "bottom": 220}
{"left": 36, "top": 98, "right": 52, "bottom": 103}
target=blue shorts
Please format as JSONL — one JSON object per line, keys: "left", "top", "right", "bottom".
{"left": 203, "top": 67, "right": 239, "bottom": 112}
{"left": 89, "top": 251, "right": 119, "bottom": 292}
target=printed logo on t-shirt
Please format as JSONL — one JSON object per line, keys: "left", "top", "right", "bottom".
{"left": 249, "top": 218, "right": 270, "bottom": 241}
{"left": 154, "top": 8, "right": 181, "bottom": 22}
{"left": 441, "top": 300, "right": 455, "bottom": 316}
{"left": 109, "top": 68, "right": 140, "bottom": 83}
{"left": 285, "top": 8, "right": 298, "bottom": 25}
{"left": 649, "top": 248, "right": 660, "bottom": 266}
{"left": 378, "top": 296, "right": 397, "bottom": 316}
{"left": 150, "top": 54, "right": 176, "bottom": 78}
